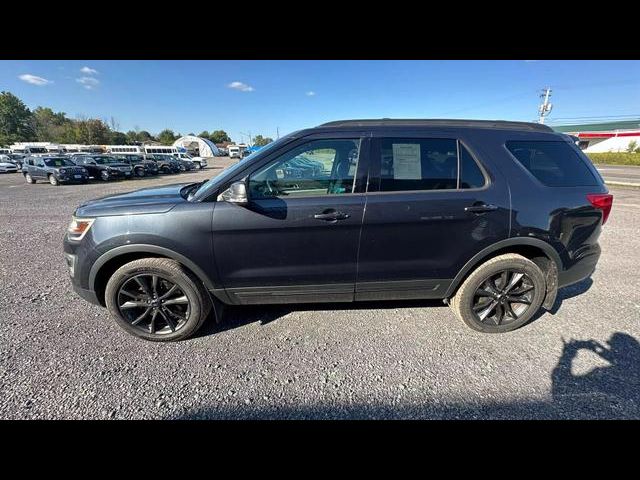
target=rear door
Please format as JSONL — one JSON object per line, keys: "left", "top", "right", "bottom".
{"left": 212, "top": 133, "right": 370, "bottom": 304}
{"left": 355, "top": 130, "right": 511, "bottom": 300}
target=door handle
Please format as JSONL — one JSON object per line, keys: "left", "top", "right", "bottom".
{"left": 314, "top": 210, "right": 350, "bottom": 221}
{"left": 464, "top": 203, "right": 498, "bottom": 213}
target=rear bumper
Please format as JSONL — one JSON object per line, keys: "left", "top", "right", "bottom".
{"left": 558, "top": 243, "right": 601, "bottom": 288}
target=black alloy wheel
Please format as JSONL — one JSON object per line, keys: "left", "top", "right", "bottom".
{"left": 471, "top": 270, "right": 535, "bottom": 326}
{"left": 117, "top": 273, "right": 190, "bottom": 335}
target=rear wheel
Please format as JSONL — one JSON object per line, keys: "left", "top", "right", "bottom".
{"left": 105, "top": 258, "right": 211, "bottom": 342}
{"left": 450, "top": 253, "right": 546, "bottom": 333}
{"left": 25, "top": 173, "right": 36, "bottom": 184}
{"left": 49, "top": 174, "right": 59, "bottom": 186}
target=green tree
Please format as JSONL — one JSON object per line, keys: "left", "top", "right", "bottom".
{"left": 137, "top": 130, "right": 155, "bottom": 143}
{"left": 627, "top": 140, "right": 638, "bottom": 153}
{"left": 197, "top": 130, "right": 210, "bottom": 140}
{"left": 253, "top": 135, "right": 274, "bottom": 147}
{"left": 209, "top": 130, "right": 231, "bottom": 143}
{"left": 157, "top": 129, "right": 178, "bottom": 145}
{"left": 0, "top": 91, "right": 34, "bottom": 145}
{"left": 110, "top": 131, "right": 128, "bottom": 144}
{"left": 125, "top": 130, "right": 139, "bottom": 144}
{"left": 73, "top": 118, "right": 111, "bottom": 144}
{"left": 31, "top": 106, "right": 72, "bottom": 142}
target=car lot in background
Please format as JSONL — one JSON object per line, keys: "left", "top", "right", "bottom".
{"left": 0, "top": 155, "right": 638, "bottom": 419}
{"left": 69, "top": 154, "right": 133, "bottom": 181}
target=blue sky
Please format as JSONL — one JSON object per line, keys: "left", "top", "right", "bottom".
{"left": 1, "top": 60, "right": 639, "bottom": 143}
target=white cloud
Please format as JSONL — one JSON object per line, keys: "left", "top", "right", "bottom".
{"left": 227, "top": 81, "right": 254, "bottom": 92}
{"left": 306, "top": 91, "right": 316, "bottom": 96}
{"left": 80, "top": 66, "right": 99, "bottom": 75}
{"left": 76, "top": 76, "right": 100, "bottom": 90}
{"left": 18, "top": 74, "right": 52, "bottom": 86}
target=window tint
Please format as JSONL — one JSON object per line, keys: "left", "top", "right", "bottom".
{"left": 459, "top": 144, "right": 486, "bottom": 189}
{"left": 379, "top": 138, "right": 458, "bottom": 191}
{"left": 506, "top": 141, "right": 599, "bottom": 187}
{"left": 249, "top": 139, "right": 360, "bottom": 199}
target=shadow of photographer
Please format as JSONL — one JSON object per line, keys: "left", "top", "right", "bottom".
{"left": 551, "top": 331, "right": 640, "bottom": 410}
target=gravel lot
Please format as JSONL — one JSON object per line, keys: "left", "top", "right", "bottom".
{"left": 1, "top": 160, "right": 639, "bottom": 419}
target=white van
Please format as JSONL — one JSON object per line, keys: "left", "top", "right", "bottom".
{"left": 228, "top": 145, "right": 241, "bottom": 158}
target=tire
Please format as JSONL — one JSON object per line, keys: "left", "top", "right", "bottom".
{"left": 135, "top": 167, "right": 145, "bottom": 178}
{"left": 100, "top": 170, "right": 109, "bottom": 181}
{"left": 49, "top": 174, "right": 59, "bottom": 186}
{"left": 450, "top": 253, "right": 546, "bottom": 333}
{"left": 105, "top": 258, "right": 211, "bottom": 342}
{"left": 197, "top": 162, "right": 203, "bottom": 170}
{"left": 25, "top": 173, "right": 36, "bottom": 184}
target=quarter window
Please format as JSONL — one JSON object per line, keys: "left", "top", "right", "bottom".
{"left": 249, "top": 139, "right": 360, "bottom": 199}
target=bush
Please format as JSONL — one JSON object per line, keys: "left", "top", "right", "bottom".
{"left": 587, "top": 152, "right": 640, "bottom": 166}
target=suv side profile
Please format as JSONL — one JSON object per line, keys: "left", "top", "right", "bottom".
{"left": 63, "top": 119, "right": 613, "bottom": 341}
{"left": 70, "top": 154, "right": 133, "bottom": 181}
{"left": 23, "top": 155, "right": 89, "bottom": 185}
{"left": 112, "top": 154, "right": 159, "bottom": 177}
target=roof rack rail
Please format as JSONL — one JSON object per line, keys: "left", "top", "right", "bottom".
{"left": 318, "top": 118, "right": 554, "bottom": 132}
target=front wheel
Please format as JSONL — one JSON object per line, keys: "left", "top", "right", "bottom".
{"left": 449, "top": 253, "right": 546, "bottom": 333}
{"left": 25, "top": 173, "right": 36, "bottom": 184}
{"left": 104, "top": 258, "right": 211, "bottom": 342}
{"left": 135, "top": 167, "right": 145, "bottom": 178}
{"left": 100, "top": 170, "right": 109, "bottom": 181}
{"left": 49, "top": 174, "right": 59, "bottom": 186}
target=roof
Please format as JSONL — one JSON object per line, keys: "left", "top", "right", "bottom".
{"left": 318, "top": 118, "right": 553, "bottom": 132}
{"left": 552, "top": 119, "right": 640, "bottom": 133}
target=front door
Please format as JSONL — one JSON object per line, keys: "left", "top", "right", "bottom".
{"left": 355, "top": 134, "right": 511, "bottom": 301}
{"left": 212, "top": 136, "right": 368, "bottom": 304}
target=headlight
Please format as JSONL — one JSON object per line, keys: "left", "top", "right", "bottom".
{"left": 67, "top": 217, "right": 95, "bottom": 241}
{"left": 81, "top": 167, "right": 88, "bottom": 174}
{"left": 59, "top": 168, "right": 67, "bottom": 174}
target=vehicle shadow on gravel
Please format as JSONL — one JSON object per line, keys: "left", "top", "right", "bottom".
{"left": 175, "top": 330, "right": 640, "bottom": 420}
{"left": 198, "top": 278, "right": 595, "bottom": 338}
{"left": 195, "top": 299, "right": 448, "bottom": 338}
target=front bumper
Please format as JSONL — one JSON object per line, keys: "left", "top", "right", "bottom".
{"left": 72, "top": 282, "right": 101, "bottom": 306}
{"left": 58, "top": 173, "right": 89, "bottom": 183}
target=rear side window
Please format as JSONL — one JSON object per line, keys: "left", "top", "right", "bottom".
{"left": 377, "top": 138, "right": 486, "bottom": 192}
{"left": 506, "top": 141, "right": 599, "bottom": 187}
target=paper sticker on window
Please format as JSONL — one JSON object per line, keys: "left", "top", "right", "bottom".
{"left": 392, "top": 143, "right": 421, "bottom": 179}
{"left": 276, "top": 168, "right": 285, "bottom": 179}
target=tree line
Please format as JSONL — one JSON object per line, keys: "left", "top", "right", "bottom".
{"left": 0, "top": 91, "right": 239, "bottom": 147}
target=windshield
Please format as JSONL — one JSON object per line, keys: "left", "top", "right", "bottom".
{"left": 94, "top": 156, "right": 121, "bottom": 165}
{"left": 45, "top": 158, "right": 74, "bottom": 167}
{"left": 191, "top": 135, "right": 294, "bottom": 202}
{"left": 29, "top": 148, "right": 47, "bottom": 154}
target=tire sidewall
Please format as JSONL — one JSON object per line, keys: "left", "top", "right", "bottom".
{"left": 25, "top": 173, "right": 34, "bottom": 183}
{"left": 101, "top": 170, "right": 109, "bottom": 181}
{"left": 49, "top": 174, "right": 59, "bottom": 186}
{"left": 105, "top": 262, "right": 206, "bottom": 341}
{"left": 455, "top": 256, "right": 546, "bottom": 333}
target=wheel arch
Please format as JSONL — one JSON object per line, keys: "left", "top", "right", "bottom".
{"left": 89, "top": 245, "right": 216, "bottom": 307}
{"left": 445, "top": 237, "right": 562, "bottom": 309}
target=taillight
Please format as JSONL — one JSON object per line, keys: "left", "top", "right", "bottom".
{"left": 587, "top": 193, "right": 613, "bottom": 225}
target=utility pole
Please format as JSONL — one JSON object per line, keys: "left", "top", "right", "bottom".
{"left": 538, "top": 87, "right": 553, "bottom": 124}
{"left": 276, "top": 127, "right": 280, "bottom": 139}
{"left": 240, "top": 131, "right": 252, "bottom": 146}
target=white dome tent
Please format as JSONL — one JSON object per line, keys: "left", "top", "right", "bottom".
{"left": 172, "top": 136, "right": 220, "bottom": 158}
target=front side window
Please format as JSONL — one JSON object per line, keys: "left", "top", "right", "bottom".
{"left": 249, "top": 139, "right": 360, "bottom": 199}
{"left": 377, "top": 138, "right": 486, "bottom": 192}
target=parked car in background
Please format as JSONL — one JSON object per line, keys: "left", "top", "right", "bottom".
{"left": 112, "top": 154, "right": 159, "bottom": 177}
{"left": 64, "top": 119, "right": 612, "bottom": 341}
{"left": 22, "top": 155, "right": 88, "bottom": 185}
{"left": 173, "top": 152, "right": 207, "bottom": 169}
{"left": 146, "top": 154, "right": 182, "bottom": 174}
{"left": 70, "top": 154, "right": 133, "bottom": 181}
{"left": 0, "top": 155, "right": 19, "bottom": 173}
{"left": 6, "top": 153, "right": 26, "bottom": 169}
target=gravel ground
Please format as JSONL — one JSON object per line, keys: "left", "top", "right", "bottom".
{"left": 1, "top": 161, "right": 639, "bottom": 419}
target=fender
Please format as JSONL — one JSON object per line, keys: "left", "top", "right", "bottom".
{"left": 89, "top": 244, "right": 216, "bottom": 292}
{"left": 444, "top": 237, "right": 562, "bottom": 298}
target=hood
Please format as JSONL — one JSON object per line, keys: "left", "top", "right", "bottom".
{"left": 0, "top": 162, "right": 16, "bottom": 167}
{"left": 75, "top": 183, "right": 193, "bottom": 217}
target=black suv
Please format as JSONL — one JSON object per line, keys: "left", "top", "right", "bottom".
{"left": 22, "top": 155, "right": 89, "bottom": 185}
{"left": 112, "top": 154, "right": 159, "bottom": 177}
{"left": 147, "top": 154, "right": 183, "bottom": 174}
{"left": 64, "top": 119, "right": 612, "bottom": 341}
{"left": 70, "top": 154, "right": 133, "bottom": 181}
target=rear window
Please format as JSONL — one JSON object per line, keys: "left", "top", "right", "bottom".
{"left": 506, "top": 141, "right": 599, "bottom": 187}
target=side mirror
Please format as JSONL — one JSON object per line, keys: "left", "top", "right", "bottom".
{"left": 217, "top": 181, "right": 248, "bottom": 205}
